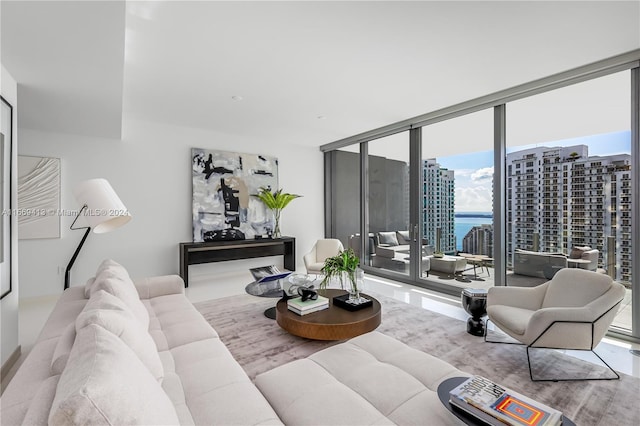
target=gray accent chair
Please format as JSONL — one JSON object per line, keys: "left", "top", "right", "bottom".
{"left": 485, "top": 268, "right": 625, "bottom": 381}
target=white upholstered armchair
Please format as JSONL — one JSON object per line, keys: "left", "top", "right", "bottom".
{"left": 303, "top": 239, "right": 344, "bottom": 275}
{"left": 485, "top": 268, "right": 625, "bottom": 381}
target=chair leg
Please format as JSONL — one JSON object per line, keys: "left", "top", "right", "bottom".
{"left": 526, "top": 346, "right": 620, "bottom": 382}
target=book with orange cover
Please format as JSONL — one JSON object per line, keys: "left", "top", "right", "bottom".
{"left": 449, "top": 376, "right": 562, "bottom": 426}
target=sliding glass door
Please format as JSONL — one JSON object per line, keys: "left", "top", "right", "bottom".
{"left": 505, "top": 71, "right": 633, "bottom": 332}
{"left": 420, "top": 109, "right": 495, "bottom": 290}
{"left": 365, "top": 132, "right": 413, "bottom": 280}
{"left": 323, "top": 54, "right": 639, "bottom": 341}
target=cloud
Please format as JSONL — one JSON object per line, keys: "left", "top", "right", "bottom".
{"left": 454, "top": 169, "right": 474, "bottom": 177}
{"left": 455, "top": 185, "right": 493, "bottom": 212}
{"left": 471, "top": 167, "right": 494, "bottom": 182}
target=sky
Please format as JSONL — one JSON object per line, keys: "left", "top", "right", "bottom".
{"left": 437, "top": 130, "right": 631, "bottom": 213}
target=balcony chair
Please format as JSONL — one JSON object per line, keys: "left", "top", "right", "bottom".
{"left": 484, "top": 268, "right": 625, "bottom": 381}
{"left": 303, "top": 239, "right": 344, "bottom": 276}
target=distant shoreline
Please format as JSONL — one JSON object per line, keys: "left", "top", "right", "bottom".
{"left": 455, "top": 212, "right": 492, "bottom": 218}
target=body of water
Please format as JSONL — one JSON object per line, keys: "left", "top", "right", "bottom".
{"left": 454, "top": 213, "right": 492, "bottom": 251}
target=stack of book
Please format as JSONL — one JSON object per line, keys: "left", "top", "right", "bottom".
{"left": 287, "top": 295, "right": 329, "bottom": 315}
{"left": 449, "top": 376, "right": 563, "bottom": 426}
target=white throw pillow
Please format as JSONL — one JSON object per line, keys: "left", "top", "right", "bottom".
{"left": 51, "top": 323, "right": 76, "bottom": 375}
{"left": 83, "top": 276, "right": 95, "bottom": 299}
{"left": 77, "top": 290, "right": 164, "bottom": 382}
{"left": 49, "top": 324, "right": 179, "bottom": 426}
{"left": 88, "top": 259, "right": 149, "bottom": 329}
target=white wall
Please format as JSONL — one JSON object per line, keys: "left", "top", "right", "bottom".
{"left": 18, "top": 118, "right": 324, "bottom": 298}
{"left": 1, "top": 65, "right": 19, "bottom": 367}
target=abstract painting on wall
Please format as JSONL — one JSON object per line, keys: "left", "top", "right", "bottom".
{"left": 17, "top": 155, "right": 61, "bottom": 239}
{"left": 191, "top": 148, "right": 278, "bottom": 242}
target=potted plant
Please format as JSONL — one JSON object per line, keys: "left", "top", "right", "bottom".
{"left": 320, "top": 248, "right": 365, "bottom": 303}
{"left": 253, "top": 187, "right": 301, "bottom": 238}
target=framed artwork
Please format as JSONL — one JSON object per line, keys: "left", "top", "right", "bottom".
{"left": 191, "top": 148, "right": 278, "bottom": 242}
{"left": 18, "top": 155, "right": 61, "bottom": 239}
{"left": 1, "top": 96, "right": 13, "bottom": 299}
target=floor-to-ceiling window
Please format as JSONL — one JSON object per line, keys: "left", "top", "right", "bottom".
{"left": 322, "top": 52, "right": 639, "bottom": 340}
{"left": 420, "top": 109, "right": 494, "bottom": 290}
{"left": 326, "top": 146, "right": 360, "bottom": 253}
{"left": 505, "top": 71, "right": 632, "bottom": 331}
{"left": 366, "top": 132, "right": 412, "bottom": 279}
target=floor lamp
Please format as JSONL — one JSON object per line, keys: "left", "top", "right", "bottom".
{"left": 64, "top": 178, "right": 131, "bottom": 290}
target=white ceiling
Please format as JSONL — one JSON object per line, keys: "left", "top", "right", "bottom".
{"left": 2, "top": 1, "right": 639, "bottom": 147}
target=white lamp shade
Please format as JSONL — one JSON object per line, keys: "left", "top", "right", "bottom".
{"left": 73, "top": 178, "right": 131, "bottom": 233}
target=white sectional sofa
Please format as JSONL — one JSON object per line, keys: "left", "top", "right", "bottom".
{"left": 1, "top": 259, "right": 469, "bottom": 425}
{"left": 1, "top": 260, "right": 281, "bottom": 426}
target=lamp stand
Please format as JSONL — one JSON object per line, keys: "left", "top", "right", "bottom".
{"left": 64, "top": 205, "right": 90, "bottom": 290}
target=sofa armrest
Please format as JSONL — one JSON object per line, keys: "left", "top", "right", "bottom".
{"left": 134, "top": 275, "right": 185, "bottom": 299}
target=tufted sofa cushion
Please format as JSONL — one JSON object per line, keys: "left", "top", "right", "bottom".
{"left": 255, "top": 331, "right": 467, "bottom": 425}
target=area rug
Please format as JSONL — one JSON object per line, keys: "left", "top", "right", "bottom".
{"left": 194, "top": 293, "right": 640, "bottom": 425}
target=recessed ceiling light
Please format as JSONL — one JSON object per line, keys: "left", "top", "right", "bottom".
{"left": 231, "top": 95, "right": 243, "bottom": 101}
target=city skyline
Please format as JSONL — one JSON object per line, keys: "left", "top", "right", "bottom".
{"left": 436, "top": 130, "right": 631, "bottom": 213}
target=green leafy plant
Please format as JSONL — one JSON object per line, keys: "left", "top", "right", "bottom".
{"left": 320, "top": 248, "right": 360, "bottom": 291}
{"left": 253, "top": 187, "right": 301, "bottom": 237}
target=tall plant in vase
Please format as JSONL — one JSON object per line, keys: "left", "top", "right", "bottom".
{"left": 320, "top": 248, "right": 365, "bottom": 303}
{"left": 253, "top": 187, "right": 301, "bottom": 238}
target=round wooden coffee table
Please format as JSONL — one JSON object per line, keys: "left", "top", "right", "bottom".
{"left": 276, "top": 289, "right": 381, "bottom": 340}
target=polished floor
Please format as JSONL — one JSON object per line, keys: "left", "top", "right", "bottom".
{"left": 375, "top": 262, "right": 633, "bottom": 332}
{"left": 9, "top": 266, "right": 640, "bottom": 387}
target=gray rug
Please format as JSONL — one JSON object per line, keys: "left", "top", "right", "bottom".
{"left": 194, "top": 293, "right": 640, "bottom": 426}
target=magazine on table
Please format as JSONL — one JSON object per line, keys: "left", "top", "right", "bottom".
{"left": 449, "top": 376, "right": 563, "bottom": 426}
{"left": 249, "top": 265, "right": 292, "bottom": 283}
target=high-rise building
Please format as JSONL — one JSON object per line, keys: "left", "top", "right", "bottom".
{"left": 462, "top": 224, "right": 494, "bottom": 256}
{"left": 422, "top": 159, "right": 455, "bottom": 253}
{"left": 506, "top": 144, "right": 631, "bottom": 282}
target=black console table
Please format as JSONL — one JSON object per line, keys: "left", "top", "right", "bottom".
{"left": 179, "top": 237, "right": 296, "bottom": 287}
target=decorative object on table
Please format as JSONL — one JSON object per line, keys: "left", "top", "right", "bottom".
{"left": 1, "top": 96, "right": 13, "bottom": 300}
{"left": 297, "top": 286, "right": 317, "bottom": 301}
{"left": 448, "top": 376, "right": 563, "bottom": 426}
{"left": 461, "top": 288, "right": 487, "bottom": 336}
{"left": 433, "top": 251, "right": 445, "bottom": 258}
{"left": 191, "top": 148, "right": 278, "bottom": 242}
{"left": 252, "top": 187, "right": 301, "bottom": 239}
{"left": 65, "top": 178, "right": 131, "bottom": 290}
{"left": 17, "top": 155, "right": 61, "bottom": 239}
{"left": 286, "top": 294, "right": 329, "bottom": 316}
{"left": 332, "top": 293, "right": 373, "bottom": 311}
{"left": 320, "top": 248, "right": 369, "bottom": 306}
{"left": 281, "top": 273, "right": 317, "bottom": 302}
